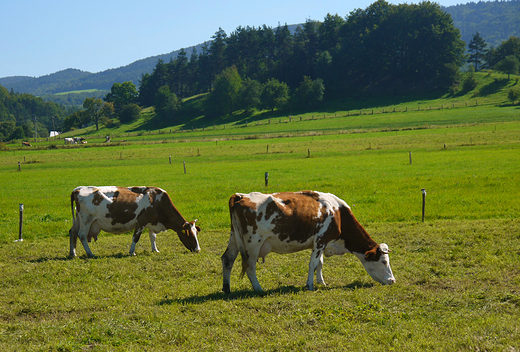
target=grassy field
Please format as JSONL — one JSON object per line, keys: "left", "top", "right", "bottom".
{"left": 1, "top": 75, "right": 519, "bottom": 350}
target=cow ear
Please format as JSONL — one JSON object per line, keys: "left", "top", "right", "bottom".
{"left": 183, "top": 222, "right": 190, "bottom": 230}
{"left": 195, "top": 226, "right": 201, "bottom": 232}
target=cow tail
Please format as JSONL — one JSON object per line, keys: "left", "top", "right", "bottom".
{"left": 70, "top": 190, "right": 76, "bottom": 221}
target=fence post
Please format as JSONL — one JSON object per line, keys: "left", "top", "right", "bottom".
{"left": 265, "top": 172, "right": 269, "bottom": 187}
{"left": 169, "top": 155, "right": 171, "bottom": 164}
{"left": 183, "top": 161, "right": 186, "bottom": 174}
{"left": 409, "top": 151, "right": 412, "bottom": 164}
{"left": 421, "top": 189, "right": 427, "bottom": 222}
{"left": 17, "top": 204, "right": 24, "bottom": 242}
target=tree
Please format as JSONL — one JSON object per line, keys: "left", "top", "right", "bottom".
{"left": 118, "top": 104, "right": 141, "bottom": 124}
{"left": 462, "top": 65, "right": 478, "bottom": 91}
{"left": 104, "top": 81, "right": 138, "bottom": 112}
{"left": 292, "top": 76, "right": 325, "bottom": 109}
{"left": 260, "top": 78, "right": 290, "bottom": 112}
{"left": 486, "top": 36, "right": 520, "bottom": 68}
{"left": 495, "top": 55, "right": 520, "bottom": 79}
{"left": 508, "top": 88, "right": 519, "bottom": 106}
{"left": 467, "top": 32, "right": 488, "bottom": 71}
{"left": 238, "top": 78, "right": 261, "bottom": 112}
{"left": 83, "top": 97, "right": 103, "bottom": 130}
{"left": 205, "top": 66, "right": 242, "bottom": 117}
{"left": 155, "top": 85, "right": 180, "bottom": 119}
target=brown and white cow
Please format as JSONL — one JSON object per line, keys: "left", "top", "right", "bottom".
{"left": 222, "top": 191, "right": 395, "bottom": 293}
{"left": 69, "top": 186, "right": 201, "bottom": 258}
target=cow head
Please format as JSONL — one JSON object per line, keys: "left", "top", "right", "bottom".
{"left": 359, "top": 243, "right": 395, "bottom": 285}
{"left": 178, "top": 220, "right": 201, "bottom": 253}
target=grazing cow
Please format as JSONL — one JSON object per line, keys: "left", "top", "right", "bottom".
{"left": 64, "top": 138, "right": 74, "bottom": 145}
{"left": 22, "top": 141, "right": 31, "bottom": 147}
{"left": 69, "top": 186, "right": 201, "bottom": 258}
{"left": 222, "top": 191, "right": 395, "bottom": 293}
{"left": 73, "top": 137, "right": 85, "bottom": 144}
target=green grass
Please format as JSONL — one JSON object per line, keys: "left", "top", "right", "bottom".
{"left": 0, "top": 75, "right": 519, "bottom": 350}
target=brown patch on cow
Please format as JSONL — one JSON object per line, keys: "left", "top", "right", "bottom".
{"left": 229, "top": 194, "right": 259, "bottom": 237}
{"left": 338, "top": 206, "right": 379, "bottom": 258}
{"left": 266, "top": 192, "right": 330, "bottom": 244}
{"left": 107, "top": 188, "right": 139, "bottom": 225}
{"left": 92, "top": 190, "right": 104, "bottom": 206}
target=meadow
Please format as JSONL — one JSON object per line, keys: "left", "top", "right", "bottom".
{"left": 1, "top": 88, "right": 520, "bottom": 350}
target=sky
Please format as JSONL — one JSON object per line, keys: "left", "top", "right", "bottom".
{"left": 0, "top": 0, "right": 469, "bottom": 78}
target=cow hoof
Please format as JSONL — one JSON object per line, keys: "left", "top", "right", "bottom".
{"left": 305, "top": 285, "right": 315, "bottom": 291}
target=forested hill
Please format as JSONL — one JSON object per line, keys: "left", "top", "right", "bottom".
{"left": 444, "top": 0, "right": 520, "bottom": 47}
{"left": 1, "top": 0, "right": 519, "bottom": 98}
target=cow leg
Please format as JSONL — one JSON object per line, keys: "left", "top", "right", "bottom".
{"left": 221, "top": 234, "right": 239, "bottom": 294}
{"left": 77, "top": 227, "right": 95, "bottom": 258}
{"left": 129, "top": 227, "right": 145, "bottom": 255}
{"left": 316, "top": 252, "right": 326, "bottom": 286}
{"left": 244, "top": 259, "right": 264, "bottom": 293}
{"left": 306, "top": 249, "right": 324, "bottom": 290}
{"left": 69, "top": 223, "right": 79, "bottom": 257}
{"left": 149, "top": 230, "right": 159, "bottom": 253}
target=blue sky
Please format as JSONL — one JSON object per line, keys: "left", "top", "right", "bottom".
{"left": 1, "top": 0, "right": 468, "bottom": 78}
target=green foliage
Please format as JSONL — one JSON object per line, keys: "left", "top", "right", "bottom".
{"left": 238, "top": 78, "right": 261, "bottom": 112}
{"left": 495, "top": 55, "right": 520, "bottom": 80}
{"left": 508, "top": 87, "right": 520, "bottom": 105}
{"left": 155, "top": 85, "right": 180, "bottom": 120}
{"left": 118, "top": 103, "right": 141, "bottom": 124}
{"left": 205, "top": 66, "right": 242, "bottom": 118}
{"left": 446, "top": 1, "right": 520, "bottom": 48}
{"left": 0, "top": 85, "right": 67, "bottom": 140}
{"left": 462, "top": 67, "right": 478, "bottom": 92}
{"left": 104, "top": 81, "right": 138, "bottom": 112}
{"left": 261, "top": 78, "right": 290, "bottom": 111}
{"left": 467, "top": 32, "right": 488, "bottom": 71}
{"left": 292, "top": 76, "right": 325, "bottom": 109}
{"left": 83, "top": 97, "right": 103, "bottom": 131}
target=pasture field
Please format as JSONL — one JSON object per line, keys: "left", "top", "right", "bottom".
{"left": 0, "top": 106, "right": 519, "bottom": 350}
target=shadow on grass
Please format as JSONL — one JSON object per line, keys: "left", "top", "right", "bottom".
{"left": 159, "top": 281, "right": 374, "bottom": 305}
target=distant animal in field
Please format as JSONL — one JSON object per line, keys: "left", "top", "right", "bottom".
{"left": 64, "top": 138, "right": 74, "bottom": 145}
{"left": 69, "top": 186, "right": 201, "bottom": 258}
{"left": 22, "top": 141, "right": 31, "bottom": 147}
{"left": 222, "top": 191, "right": 395, "bottom": 293}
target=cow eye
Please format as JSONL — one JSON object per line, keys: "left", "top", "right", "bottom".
{"left": 382, "top": 260, "right": 387, "bottom": 265}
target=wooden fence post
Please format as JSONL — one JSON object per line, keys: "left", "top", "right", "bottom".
{"left": 421, "top": 189, "right": 427, "bottom": 222}
{"left": 183, "top": 161, "right": 186, "bottom": 174}
{"left": 265, "top": 172, "right": 269, "bottom": 187}
{"left": 17, "top": 204, "right": 24, "bottom": 242}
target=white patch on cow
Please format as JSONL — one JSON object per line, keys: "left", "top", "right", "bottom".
{"left": 188, "top": 222, "right": 201, "bottom": 253}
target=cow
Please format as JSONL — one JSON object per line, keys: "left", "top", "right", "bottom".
{"left": 69, "top": 186, "right": 201, "bottom": 258}
{"left": 22, "top": 141, "right": 31, "bottom": 147}
{"left": 222, "top": 191, "right": 395, "bottom": 293}
{"left": 73, "top": 137, "right": 85, "bottom": 144}
{"left": 64, "top": 138, "right": 74, "bottom": 145}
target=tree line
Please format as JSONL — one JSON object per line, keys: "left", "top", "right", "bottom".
{"left": 0, "top": 85, "right": 68, "bottom": 142}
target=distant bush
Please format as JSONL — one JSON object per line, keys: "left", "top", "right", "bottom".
{"left": 118, "top": 104, "right": 141, "bottom": 124}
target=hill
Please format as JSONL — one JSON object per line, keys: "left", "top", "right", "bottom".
{"left": 0, "top": 1, "right": 519, "bottom": 101}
